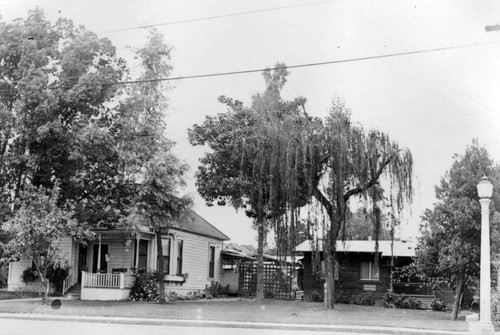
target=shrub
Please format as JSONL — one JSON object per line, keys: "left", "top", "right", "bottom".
{"left": 46, "top": 263, "right": 70, "bottom": 293}
{"left": 311, "top": 290, "right": 324, "bottom": 302}
{"left": 128, "top": 271, "right": 159, "bottom": 302}
{"left": 430, "top": 298, "right": 447, "bottom": 312}
{"left": 353, "top": 292, "right": 375, "bottom": 306}
{"left": 22, "top": 266, "right": 39, "bottom": 283}
{"left": 264, "top": 290, "right": 274, "bottom": 299}
{"left": 382, "top": 291, "right": 397, "bottom": 308}
{"left": 336, "top": 290, "right": 352, "bottom": 304}
{"left": 383, "top": 291, "right": 424, "bottom": 310}
{"left": 204, "top": 281, "right": 229, "bottom": 298}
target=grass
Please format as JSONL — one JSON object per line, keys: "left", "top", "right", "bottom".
{"left": 0, "top": 290, "right": 42, "bottom": 300}
{"left": 0, "top": 298, "right": 470, "bottom": 331}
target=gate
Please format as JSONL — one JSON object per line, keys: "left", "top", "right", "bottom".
{"left": 239, "top": 261, "right": 293, "bottom": 300}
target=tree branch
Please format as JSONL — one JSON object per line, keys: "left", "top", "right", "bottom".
{"left": 344, "top": 154, "right": 393, "bottom": 201}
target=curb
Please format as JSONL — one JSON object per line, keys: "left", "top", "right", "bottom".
{"left": 0, "top": 312, "right": 470, "bottom": 335}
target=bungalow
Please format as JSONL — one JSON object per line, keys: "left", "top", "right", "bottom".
{"left": 7, "top": 211, "right": 229, "bottom": 300}
{"left": 295, "top": 238, "right": 416, "bottom": 301}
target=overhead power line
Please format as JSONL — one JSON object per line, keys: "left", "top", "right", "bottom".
{"left": 79, "top": 40, "right": 500, "bottom": 86}
{"left": 101, "top": 0, "right": 336, "bottom": 33}
{"left": 0, "top": 39, "right": 498, "bottom": 95}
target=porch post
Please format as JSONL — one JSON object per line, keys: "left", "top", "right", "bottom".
{"left": 119, "top": 273, "right": 125, "bottom": 289}
{"left": 81, "top": 271, "right": 86, "bottom": 288}
{"left": 97, "top": 233, "right": 102, "bottom": 272}
{"left": 135, "top": 233, "right": 141, "bottom": 270}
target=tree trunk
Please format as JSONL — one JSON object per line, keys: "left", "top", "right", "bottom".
{"left": 451, "top": 267, "right": 466, "bottom": 320}
{"left": 256, "top": 216, "right": 265, "bottom": 300}
{"left": 155, "top": 225, "right": 166, "bottom": 304}
{"left": 324, "top": 247, "right": 336, "bottom": 308}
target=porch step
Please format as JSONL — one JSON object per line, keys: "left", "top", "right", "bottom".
{"left": 64, "top": 285, "right": 81, "bottom": 300}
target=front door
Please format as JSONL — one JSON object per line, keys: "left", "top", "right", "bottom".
{"left": 92, "top": 244, "right": 109, "bottom": 273}
{"left": 77, "top": 244, "right": 88, "bottom": 283}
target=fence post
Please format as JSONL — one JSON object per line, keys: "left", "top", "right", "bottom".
{"left": 120, "top": 273, "right": 125, "bottom": 289}
{"left": 81, "top": 271, "right": 86, "bottom": 288}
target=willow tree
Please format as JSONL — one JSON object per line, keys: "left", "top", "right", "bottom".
{"left": 305, "top": 101, "right": 414, "bottom": 308}
{"left": 189, "top": 64, "right": 312, "bottom": 299}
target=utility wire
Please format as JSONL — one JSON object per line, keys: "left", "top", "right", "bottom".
{"left": 61, "top": 40, "right": 500, "bottom": 86}
{"left": 101, "top": 0, "right": 336, "bottom": 33}
{"left": 0, "top": 39, "right": 498, "bottom": 95}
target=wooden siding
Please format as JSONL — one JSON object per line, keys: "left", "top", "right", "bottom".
{"left": 7, "top": 237, "right": 73, "bottom": 291}
{"left": 160, "top": 230, "right": 223, "bottom": 294}
{"left": 302, "top": 252, "right": 410, "bottom": 301}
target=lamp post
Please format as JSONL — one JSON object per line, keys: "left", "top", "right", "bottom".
{"left": 477, "top": 176, "right": 494, "bottom": 334}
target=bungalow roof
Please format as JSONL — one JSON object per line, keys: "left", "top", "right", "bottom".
{"left": 295, "top": 239, "right": 415, "bottom": 257}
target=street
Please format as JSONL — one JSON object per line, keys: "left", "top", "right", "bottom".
{"left": 0, "top": 317, "right": 421, "bottom": 335}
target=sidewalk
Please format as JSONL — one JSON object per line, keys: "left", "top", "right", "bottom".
{"left": 0, "top": 312, "right": 470, "bottom": 335}
{"left": 0, "top": 298, "right": 476, "bottom": 334}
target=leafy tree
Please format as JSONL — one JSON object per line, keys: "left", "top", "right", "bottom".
{"left": 416, "top": 140, "right": 500, "bottom": 320}
{"left": 0, "top": 8, "right": 128, "bottom": 228}
{"left": 189, "top": 64, "right": 311, "bottom": 299}
{"left": 297, "top": 102, "right": 414, "bottom": 308}
{"left": 2, "top": 184, "right": 93, "bottom": 303}
{"left": 118, "top": 30, "right": 191, "bottom": 304}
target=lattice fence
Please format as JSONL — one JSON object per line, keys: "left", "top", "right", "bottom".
{"left": 238, "top": 262, "right": 293, "bottom": 300}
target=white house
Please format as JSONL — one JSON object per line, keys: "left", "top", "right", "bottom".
{"left": 7, "top": 211, "right": 229, "bottom": 300}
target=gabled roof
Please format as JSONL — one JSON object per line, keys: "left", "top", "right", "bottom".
{"left": 168, "top": 210, "right": 230, "bottom": 241}
{"left": 295, "top": 239, "right": 415, "bottom": 257}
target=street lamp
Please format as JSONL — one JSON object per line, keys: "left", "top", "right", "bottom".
{"left": 477, "top": 176, "right": 494, "bottom": 334}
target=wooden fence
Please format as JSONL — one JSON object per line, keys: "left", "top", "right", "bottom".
{"left": 239, "top": 262, "right": 293, "bottom": 300}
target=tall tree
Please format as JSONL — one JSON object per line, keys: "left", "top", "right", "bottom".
{"left": 416, "top": 140, "right": 500, "bottom": 320}
{"left": 189, "top": 64, "right": 310, "bottom": 299}
{"left": 296, "top": 101, "right": 414, "bottom": 308}
{"left": 118, "top": 30, "right": 191, "bottom": 304}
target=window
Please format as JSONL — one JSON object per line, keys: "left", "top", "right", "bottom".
{"left": 321, "top": 260, "right": 339, "bottom": 280}
{"left": 208, "top": 246, "right": 215, "bottom": 278}
{"left": 176, "top": 240, "right": 183, "bottom": 275}
{"left": 162, "top": 238, "right": 171, "bottom": 275}
{"left": 360, "top": 261, "right": 380, "bottom": 280}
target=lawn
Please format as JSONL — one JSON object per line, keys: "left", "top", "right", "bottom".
{"left": 0, "top": 298, "right": 470, "bottom": 332}
{"left": 0, "top": 290, "right": 41, "bottom": 300}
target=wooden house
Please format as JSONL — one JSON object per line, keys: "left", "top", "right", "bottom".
{"left": 7, "top": 211, "right": 229, "bottom": 300}
{"left": 295, "top": 239, "right": 416, "bottom": 301}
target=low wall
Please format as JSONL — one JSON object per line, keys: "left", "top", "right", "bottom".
{"left": 81, "top": 287, "right": 131, "bottom": 301}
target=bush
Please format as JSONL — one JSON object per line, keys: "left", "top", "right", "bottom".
{"left": 353, "top": 292, "right": 375, "bottom": 306}
{"left": 336, "top": 291, "right": 352, "bottom": 304}
{"left": 430, "top": 298, "right": 447, "bottom": 312}
{"left": 46, "top": 263, "right": 70, "bottom": 293}
{"left": 204, "top": 281, "right": 229, "bottom": 298}
{"left": 382, "top": 291, "right": 397, "bottom": 308}
{"left": 22, "top": 267, "right": 39, "bottom": 283}
{"left": 128, "top": 271, "right": 159, "bottom": 302}
{"left": 311, "top": 290, "right": 324, "bottom": 302}
{"left": 383, "top": 291, "right": 424, "bottom": 310}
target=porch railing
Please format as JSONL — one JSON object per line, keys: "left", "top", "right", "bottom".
{"left": 81, "top": 271, "right": 135, "bottom": 289}
{"left": 62, "top": 273, "right": 73, "bottom": 295}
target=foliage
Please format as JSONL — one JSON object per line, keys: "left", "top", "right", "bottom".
{"left": 204, "top": 281, "right": 229, "bottom": 298}
{"left": 46, "top": 262, "right": 70, "bottom": 293}
{"left": 492, "top": 289, "right": 500, "bottom": 325}
{"left": 382, "top": 292, "right": 423, "bottom": 310}
{"left": 430, "top": 298, "right": 448, "bottom": 312}
{"left": 2, "top": 184, "right": 93, "bottom": 303}
{"left": 353, "top": 293, "right": 376, "bottom": 306}
{"left": 336, "top": 290, "right": 352, "bottom": 304}
{"left": 392, "top": 263, "right": 428, "bottom": 283}
{"left": 311, "top": 290, "right": 324, "bottom": 302}
{"left": 0, "top": 9, "right": 131, "bottom": 230}
{"left": 22, "top": 266, "right": 39, "bottom": 283}
{"left": 415, "top": 140, "right": 500, "bottom": 320}
{"left": 128, "top": 271, "right": 159, "bottom": 302}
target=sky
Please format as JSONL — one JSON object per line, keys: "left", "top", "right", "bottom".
{"left": 1, "top": 0, "right": 499, "bottom": 246}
